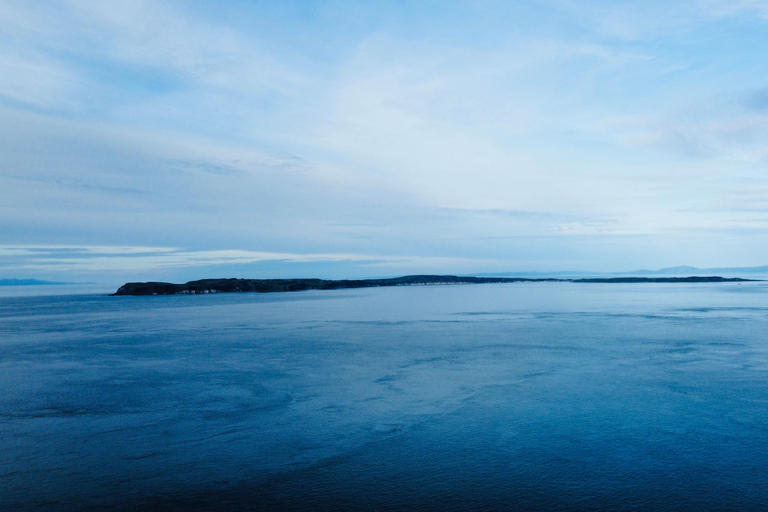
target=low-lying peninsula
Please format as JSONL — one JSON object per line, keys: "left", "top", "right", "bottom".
{"left": 112, "top": 275, "right": 753, "bottom": 296}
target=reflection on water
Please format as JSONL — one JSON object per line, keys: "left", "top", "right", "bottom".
{"left": 1, "top": 282, "right": 768, "bottom": 511}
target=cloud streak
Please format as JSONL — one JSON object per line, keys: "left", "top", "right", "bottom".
{"left": 0, "top": 245, "right": 509, "bottom": 279}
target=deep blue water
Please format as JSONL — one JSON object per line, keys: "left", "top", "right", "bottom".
{"left": 1, "top": 282, "right": 768, "bottom": 511}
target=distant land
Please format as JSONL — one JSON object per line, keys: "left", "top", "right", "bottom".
{"left": 480, "top": 265, "right": 768, "bottom": 278}
{"left": 627, "top": 265, "right": 768, "bottom": 275}
{"left": 0, "top": 279, "right": 70, "bottom": 286}
{"left": 112, "top": 275, "right": 754, "bottom": 296}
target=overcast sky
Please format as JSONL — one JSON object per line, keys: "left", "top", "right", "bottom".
{"left": 3, "top": 0, "right": 768, "bottom": 283}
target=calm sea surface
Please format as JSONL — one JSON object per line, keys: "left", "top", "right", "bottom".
{"left": 2, "top": 282, "right": 768, "bottom": 511}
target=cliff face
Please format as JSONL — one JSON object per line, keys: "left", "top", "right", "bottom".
{"left": 111, "top": 275, "right": 752, "bottom": 296}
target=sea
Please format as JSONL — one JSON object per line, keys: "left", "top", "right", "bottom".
{"left": 1, "top": 281, "right": 767, "bottom": 511}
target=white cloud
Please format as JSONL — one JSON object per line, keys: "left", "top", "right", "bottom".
{"left": 0, "top": 51, "right": 83, "bottom": 108}
{"left": 608, "top": 90, "right": 768, "bottom": 165}
{"left": 0, "top": 0, "right": 304, "bottom": 116}
{"left": 698, "top": 0, "right": 768, "bottom": 17}
{"left": 0, "top": 245, "right": 506, "bottom": 275}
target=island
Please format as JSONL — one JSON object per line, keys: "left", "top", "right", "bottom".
{"left": 111, "top": 275, "right": 754, "bottom": 296}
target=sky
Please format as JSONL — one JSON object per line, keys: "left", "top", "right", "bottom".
{"left": 3, "top": 0, "right": 768, "bottom": 283}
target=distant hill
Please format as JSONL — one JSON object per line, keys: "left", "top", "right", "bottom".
{"left": 480, "top": 265, "right": 768, "bottom": 278}
{"left": 627, "top": 265, "right": 768, "bottom": 275}
{"left": 0, "top": 279, "right": 70, "bottom": 286}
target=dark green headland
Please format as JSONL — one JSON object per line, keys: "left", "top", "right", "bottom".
{"left": 112, "top": 275, "right": 754, "bottom": 296}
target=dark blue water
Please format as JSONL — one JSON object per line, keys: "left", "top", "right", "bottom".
{"left": 2, "top": 282, "right": 767, "bottom": 511}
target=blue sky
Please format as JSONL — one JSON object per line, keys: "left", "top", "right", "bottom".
{"left": 3, "top": 0, "right": 768, "bottom": 283}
